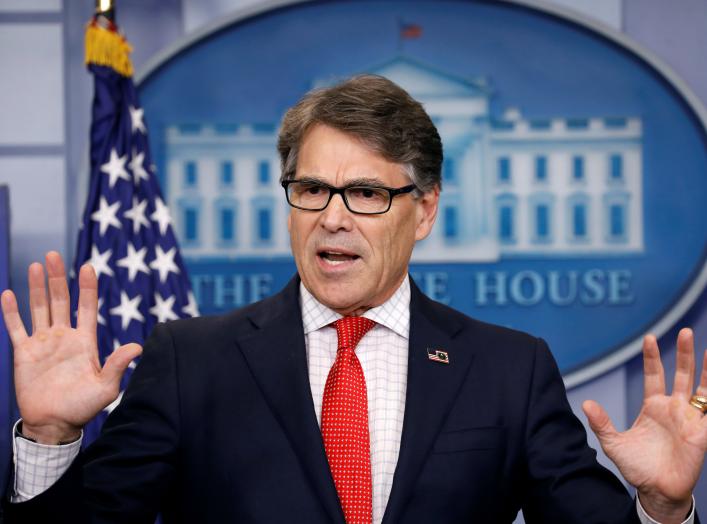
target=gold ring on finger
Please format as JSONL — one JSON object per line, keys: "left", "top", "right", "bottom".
{"left": 689, "top": 395, "right": 707, "bottom": 414}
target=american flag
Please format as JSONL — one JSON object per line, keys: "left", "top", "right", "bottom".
{"left": 69, "top": 17, "right": 198, "bottom": 445}
{"left": 400, "top": 23, "right": 422, "bottom": 40}
{"left": 426, "top": 349, "right": 449, "bottom": 364}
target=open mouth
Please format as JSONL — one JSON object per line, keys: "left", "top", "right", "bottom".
{"left": 317, "top": 250, "right": 360, "bottom": 265}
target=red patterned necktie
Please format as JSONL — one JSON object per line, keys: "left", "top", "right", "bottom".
{"left": 321, "top": 316, "right": 376, "bottom": 524}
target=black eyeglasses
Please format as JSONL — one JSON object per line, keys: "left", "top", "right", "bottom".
{"left": 281, "top": 180, "right": 417, "bottom": 215}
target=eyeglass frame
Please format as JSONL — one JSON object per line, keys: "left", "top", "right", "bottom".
{"left": 281, "top": 179, "right": 418, "bottom": 215}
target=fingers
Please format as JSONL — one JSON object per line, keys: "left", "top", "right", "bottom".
{"left": 1, "top": 290, "right": 28, "bottom": 347}
{"left": 699, "top": 407, "right": 707, "bottom": 433}
{"left": 45, "top": 251, "right": 71, "bottom": 327}
{"left": 76, "top": 264, "right": 98, "bottom": 333}
{"left": 672, "top": 328, "right": 695, "bottom": 400}
{"left": 28, "top": 262, "right": 49, "bottom": 332}
{"left": 696, "top": 350, "right": 707, "bottom": 397}
{"left": 582, "top": 400, "right": 619, "bottom": 445}
{"left": 643, "top": 334, "right": 666, "bottom": 397}
{"left": 101, "top": 343, "right": 142, "bottom": 388}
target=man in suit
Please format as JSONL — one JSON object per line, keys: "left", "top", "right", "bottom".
{"left": 1, "top": 75, "right": 705, "bottom": 523}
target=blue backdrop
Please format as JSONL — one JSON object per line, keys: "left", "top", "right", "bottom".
{"left": 139, "top": 0, "right": 707, "bottom": 377}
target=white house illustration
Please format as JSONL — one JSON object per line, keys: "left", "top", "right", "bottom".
{"left": 165, "top": 57, "right": 644, "bottom": 262}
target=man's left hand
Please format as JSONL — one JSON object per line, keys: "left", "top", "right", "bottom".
{"left": 583, "top": 328, "right": 705, "bottom": 524}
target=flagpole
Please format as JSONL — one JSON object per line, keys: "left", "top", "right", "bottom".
{"left": 96, "top": 0, "right": 115, "bottom": 23}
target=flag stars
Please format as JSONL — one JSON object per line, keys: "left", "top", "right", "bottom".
{"left": 116, "top": 242, "right": 150, "bottom": 282}
{"left": 100, "top": 148, "right": 131, "bottom": 188}
{"left": 97, "top": 297, "right": 106, "bottom": 326}
{"left": 129, "top": 105, "right": 146, "bottom": 134}
{"left": 182, "top": 291, "right": 200, "bottom": 318}
{"left": 104, "top": 390, "right": 124, "bottom": 414}
{"left": 129, "top": 148, "right": 150, "bottom": 185}
{"left": 149, "top": 292, "right": 178, "bottom": 323}
{"left": 150, "top": 245, "right": 180, "bottom": 283}
{"left": 88, "top": 246, "right": 114, "bottom": 279}
{"left": 150, "top": 197, "right": 172, "bottom": 236}
{"left": 91, "top": 197, "right": 121, "bottom": 235}
{"left": 123, "top": 197, "right": 150, "bottom": 234}
{"left": 109, "top": 291, "right": 145, "bottom": 330}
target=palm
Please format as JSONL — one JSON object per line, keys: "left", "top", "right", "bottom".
{"left": 14, "top": 325, "right": 108, "bottom": 429}
{"left": 603, "top": 396, "right": 706, "bottom": 500}
{"left": 0, "top": 252, "right": 141, "bottom": 442}
{"left": 583, "top": 329, "right": 706, "bottom": 522}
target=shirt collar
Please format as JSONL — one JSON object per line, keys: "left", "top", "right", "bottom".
{"left": 300, "top": 277, "right": 411, "bottom": 339}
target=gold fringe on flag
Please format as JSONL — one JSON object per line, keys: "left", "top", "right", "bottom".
{"left": 85, "top": 18, "right": 133, "bottom": 77}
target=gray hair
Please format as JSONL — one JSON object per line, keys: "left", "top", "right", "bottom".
{"left": 277, "top": 74, "right": 443, "bottom": 193}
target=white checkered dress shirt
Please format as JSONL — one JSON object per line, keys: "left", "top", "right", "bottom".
{"left": 300, "top": 278, "right": 410, "bottom": 523}
{"left": 11, "top": 276, "right": 695, "bottom": 524}
{"left": 12, "top": 419, "right": 81, "bottom": 503}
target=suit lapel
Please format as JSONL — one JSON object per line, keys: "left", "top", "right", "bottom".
{"left": 382, "top": 279, "right": 476, "bottom": 524}
{"left": 236, "top": 277, "right": 345, "bottom": 524}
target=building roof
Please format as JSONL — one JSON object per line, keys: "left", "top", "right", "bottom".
{"left": 367, "top": 56, "right": 490, "bottom": 98}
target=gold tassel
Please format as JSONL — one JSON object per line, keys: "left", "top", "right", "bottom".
{"left": 84, "top": 20, "right": 134, "bottom": 77}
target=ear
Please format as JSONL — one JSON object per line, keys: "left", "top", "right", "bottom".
{"left": 414, "top": 186, "right": 440, "bottom": 241}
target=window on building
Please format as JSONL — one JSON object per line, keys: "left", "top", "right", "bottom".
{"left": 253, "top": 123, "right": 276, "bottom": 134}
{"left": 536, "top": 204, "right": 550, "bottom": 239}
{"left": 258, "top": 161, "right": 270, "bottom": 185}
{"left": 214, "top": 123, "right": 238, "bottom": 134}
{"left": 610, "top": 204, "right": 625, "bottom": 238}
{"left": 603, "top": 192, "right": 629, "bottom": 243}
{"left": 567, "top": 193, "right": 590, "bottom": 242}
{"left": 535, "top": 156, "right": 547, "bottom": 182}
{"left": 221, "top": 161, "right": 234, "bottom": 186}
{"left": 529, "top": 119, "right": 551, "bottom": 130}
{"left": 610, "top": 154, "right": 623, "bottom": 181}
{"left": 573, "top": 156, "right": 584, "bottom": 181}
{"left": 495, "top": 194, "right": 517, "bottom": 244}
{"left": 567, "top": 118, "right": 589, "bottom": 130}
{"left": 220, "top": 208, "right": 235, "bottom": 242}
{"left": 497, "top": 157, "right": 511, "bottom": 183}
{"left": 184, "top": 207, "right": 199, "bottom": 242}
{"left": 444, "top": 206, "right": 458, "bottom": 240}
{"left": 499, "top": 205, "right": 514, "bottom": 243}
{"left": 604, "top": 117, "right": 627, "bottom": 129}
{"left": 491, "top": 120, "right": 514, "bottom": 131}
{"left": 573, "top": 203, "right": 587, "bottom": 238}
{"left": 529, "top": 193, "right": 554, "bottom": 244}
{"left": 443, "top": 158, "right": 457, "bottom": 184}
{"left": 257, "top": 208, "right": 271, "bottom": 242}
{"left": 184, "top": 161, "right": 197, "bottom": 187}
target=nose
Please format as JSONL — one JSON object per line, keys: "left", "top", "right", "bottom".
{"left": 319, "top": 192, "right": 354, "bottom": 233}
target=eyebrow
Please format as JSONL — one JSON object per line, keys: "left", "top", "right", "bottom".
{"left": 294, "top": 175, "right": 388, "bottom": 188}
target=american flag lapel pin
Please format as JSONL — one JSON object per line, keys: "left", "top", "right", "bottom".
{"left": 427, "top": 348, "right": 450, "bottom": 364}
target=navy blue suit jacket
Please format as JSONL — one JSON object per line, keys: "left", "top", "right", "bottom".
{"left": 4, "top": 276, "right": 641, "bottom": 523}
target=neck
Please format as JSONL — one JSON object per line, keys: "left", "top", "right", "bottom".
{"left": 328, "top": 273, "right": 409, "bottom": 317}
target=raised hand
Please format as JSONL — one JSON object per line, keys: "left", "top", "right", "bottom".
{"left": 583, "top": 328, "right": 706, "bottom": 524}
{"left": 0, "top": 251, "right": 141, "bottom": 444}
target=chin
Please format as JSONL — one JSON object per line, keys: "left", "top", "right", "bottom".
{"left": 313, "top": 284, "right": 366, "bottom": 312}
{"left": 319, "top": 289, "right": 359, "bottom": 309}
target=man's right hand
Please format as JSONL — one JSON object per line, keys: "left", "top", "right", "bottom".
{"left": 0, "top": 251, "right": 141, "bottom": 444}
